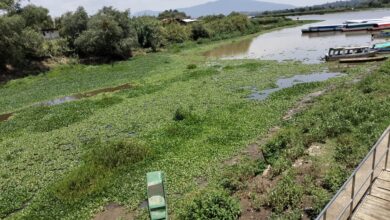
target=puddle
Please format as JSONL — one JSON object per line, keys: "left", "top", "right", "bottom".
{"left": 39, "top": 83, "right": 131, "bottom": 106}
{"left": 0, "top": 84, "right": 131, "bottom": 123}
{"left": 248, "top": 72, "right": 344, "bottom": 101}
{"left": 0, "top": 113, "right": 13, "bottom": 122}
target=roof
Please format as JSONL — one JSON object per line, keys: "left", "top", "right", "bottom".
{"left": 181, "top": 18, "right": 198, "bottom": 23}
{"left": 329, "top": 46, "right": 370, "bottom": 50}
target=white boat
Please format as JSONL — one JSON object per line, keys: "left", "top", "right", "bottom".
{"left": 325, "top": 46, "right": 377, "bottom": 61}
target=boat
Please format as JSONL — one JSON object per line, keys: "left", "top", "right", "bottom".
{"left": 344, "top": 18, "right": 389, "bottom": 24}
{"left": 325, "top": 46, "right": 377, "bottom": 61}
{"left": 302, "top": 24, "right": 344, "bottom": 33}
{"left": 371, "top": 22, "right": 390, "bottom": 31}
{"left": 342, "top": 23, "right": 377, "bottom": 32}
{"left": 372, "top": 30, "right": 390, "bottom": 38}
{"left": 372, "top": 42, "right": 390, "bottom": 53}
{"left": 339, "top": 56, "right": 387, "bottom": 63}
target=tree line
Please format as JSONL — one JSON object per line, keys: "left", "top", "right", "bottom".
{"left": 0, "top": 0, "right": 293, "bottom": 73}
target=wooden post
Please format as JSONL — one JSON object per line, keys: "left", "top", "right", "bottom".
{"left": 369, "top": 148, "right": 377, "bottom": 195}
{"left": 349, "top": 175, "right": 356, "bottom": 218}
{"left": 385, "top": 132, "right": 390, "bottom": 170}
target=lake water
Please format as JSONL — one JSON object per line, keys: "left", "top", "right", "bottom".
{"left": 205, "top": 9, "right": 390, "bottom": 63}
{"left": 248, "top": 72, "right": 344, "bottom": 100}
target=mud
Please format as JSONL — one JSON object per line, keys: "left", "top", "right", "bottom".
{"left": 0, "top": 113, "right": 13, "bottom": 122}
{"left": 93, "top": 203, "right": 134, "bottom": 220}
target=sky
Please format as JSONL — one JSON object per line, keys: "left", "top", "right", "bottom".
{"left": 27, "top": 0, "right": 334, "bottom": 17}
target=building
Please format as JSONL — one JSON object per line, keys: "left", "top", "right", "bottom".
{"left": 42, "top": 28, "right": 60, "bottom": 40}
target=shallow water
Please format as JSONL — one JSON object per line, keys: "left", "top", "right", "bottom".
{"left": 0, "top": 84, "right": 132, "bottom": 123}
{"left": 39, "top": 83, "right": 131, "bottom": 106}
{"left": 205, "top": 9, "right": 390, "bottom": 63}
{"left": 248, "top": 72, "right": 344, "bottom": 100}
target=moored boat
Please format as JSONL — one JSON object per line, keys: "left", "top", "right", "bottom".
{"left": 371, "top": 22, "right": 390, "bottom": 31}
{"left": 342, "top": 23, "right": 376, "bottom": 32}
{"left": 302, "top": 24, "right": 344, "bottom": 33}
{"left": 372, "top": 42, "right": 390, "bottom": 53}
{"left": 325, "top": 46, "right": 377, "bottom": 61}
{"left": 339, "top": 56, "right": 387, "bottom": 63}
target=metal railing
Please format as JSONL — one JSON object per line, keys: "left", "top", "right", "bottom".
{"left": 316, "top": 126, "right": 390, "bottom": 220}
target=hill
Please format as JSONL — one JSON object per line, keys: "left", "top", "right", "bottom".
{"left": 135, "top": 0, "right": 295, "bottom": 17}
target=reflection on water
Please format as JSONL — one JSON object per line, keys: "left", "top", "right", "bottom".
{"left": 248, "top": 72, "right": 344, "bottom": 100}
{"left": 205, "top": 9, "right": 390, "bottom": 63}
{"left": 204, "top": 38, "right": 253, "bottom": 57}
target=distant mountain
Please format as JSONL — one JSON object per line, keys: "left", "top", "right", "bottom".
{"left": 135, "top": 0, "right": 295, "bottom": 18}
{"left": 134, "top": 10, "right": 160, "bottom": 17}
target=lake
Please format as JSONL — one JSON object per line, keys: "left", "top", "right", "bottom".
{"left": 204, "top": 9, "right": 390, "bottom": 63}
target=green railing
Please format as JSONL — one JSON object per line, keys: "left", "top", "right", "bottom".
{"left": 316, "top": 126, "right": 390, "bottom": 220}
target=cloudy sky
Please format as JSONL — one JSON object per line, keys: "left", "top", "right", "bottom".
{"left": 28, "top": 0, "right": 334, "bottom": 17}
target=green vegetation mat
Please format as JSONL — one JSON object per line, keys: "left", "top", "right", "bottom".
{"left": 0, "top": 27, "right": 387, "bottom": 219}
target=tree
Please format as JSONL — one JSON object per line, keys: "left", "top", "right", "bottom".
{"left": 164, "top": 22, "right": 190, "bottom": 43}
{"left": 74, "top": 7, "right": 136, "bottom": 59}
{"left": 20, "top": 5, "right": 53, "bottom": 30}
{"left": 0, "top": 14, "right": 44, "bottom": 70}
{"left": 0, "top": 0, "right": 23, "bottom": 13}
{"left": 59, "top": 6, "right": 88, "bottom": 48}
{"left": 158, "top": 9, "right": 188, "bottom": 20}
{"left": 191, "top": 23, "right": 210, "bottom": 40}
{"left": 133, "top": 16, "right": 166, "bottom": 51}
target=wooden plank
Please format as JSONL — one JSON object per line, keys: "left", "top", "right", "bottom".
{"left": 374, "top": 178, "right": 390, "bottom": 191}
{"left": 378, "top": 171, "right": 390, "bottom": 182}
{"left": 352, "top": 195, "right": 390, "bottom": 220}
{"left": 371, "top": 186, "right": 390, "bottom": 202}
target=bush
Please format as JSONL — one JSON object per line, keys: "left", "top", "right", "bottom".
{"left": 268, "top": 171, "right": 304, "bottom": 213}
{"left": 323, "top": 165, "right": 348, "bottom": 193}
{"left": 164, "top": 23, "right": 190, "bottom": 43}
{"left": 220, "top": 160, "right": 266, "bottom": 193}
{"left": 53, "top": 138, "right": 152, "bottom": 201}
{"left": 86, "top": 139, "right": 153, "bottom": 169}
{"left": 42, "top": 38, "right": 70, "bottom": 57}
{"left": 133, "top": 16, "right": 166, "bottom": 51}
{"left": 53, "top": 164, "right": 108, "bottom": 201}
{"left": 187, "top": 64, "right": 197, "bottom": 69}
{"left": 191, "top": 23, "right": 210, "bottom": 40}
{"left": 179, "top": 190, "right": 241, "bottom": 220}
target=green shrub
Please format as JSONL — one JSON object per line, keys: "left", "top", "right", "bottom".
{"left": 53, "top": 138, "right": 152, "bottom": 201}
{"left": 164, "top": 23, "right": 190, "bottom": 43}
{"left": 179, "top": 190, "right": 241, "bottom": 220}
{"left": 86, "top": 139, "right": 153, "bottom": 169}
{"left": 191, "top": 23, "right": 210, "bottom": 40}
{"left": 53, "top": 164, "right": 108, "bottom": 201}
{"left": 323, "top": 165, "right": 348, "bottom": 193}
{"left": 220, "top": 160, "right": 266, "bottom": 193}
{"left": 187, "top": 64, "right": 197, "bottom": 69}
{"left": 42, "top": 38, "right": 70, "bottom": 57}
{"left": 268, "top": 171, "right": 304, "bottom": 213}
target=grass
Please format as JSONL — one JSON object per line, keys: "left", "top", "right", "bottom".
{"left": 220, "top": 61, "right": 390, "bottom": 219}
{"left": 0, "top": 20, "right": 381, "bottom": 219}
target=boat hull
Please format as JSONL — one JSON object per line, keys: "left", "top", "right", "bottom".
{"left": 326, "top": 51, "right": 377, "bottom": 61}
{"left": 339, "top": 56, "right": 388, "bottom": 63}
